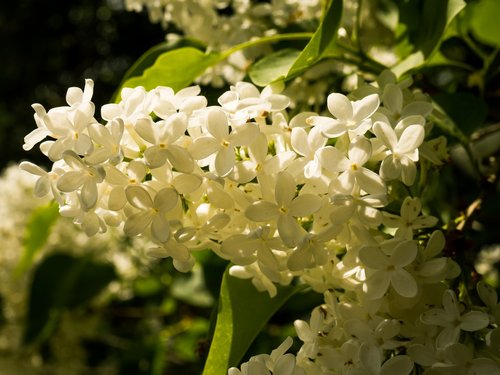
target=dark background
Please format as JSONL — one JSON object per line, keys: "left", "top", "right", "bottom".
{"left": 0, "top": 0, "right": 165, "bottom": 169}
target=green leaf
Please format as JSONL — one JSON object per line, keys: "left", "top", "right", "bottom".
{"left": 202, "top": 269, "right": 305, "bottom": 374}
{"left": 24, "top": 253, "right": 116, "bottom": 345}
{"left": 429, "top": 101, "right": 469, "bottom": 145}
{"left": 112, "top": 39, "right": 207, "bottom": 102}
{"left": 249, "top": 49, "right": 301, "bottom": 87}
{"left": 432, "top": 92, "right": 487, "bottom": 136}
{"left": 120, "top": 47, "right": 221, "bottom": 94}
{"left": 15, "top": 201, "right": 59, "bottom": 277}
{"left": 416, "top": 0, "right": 466, "bottom": 57}
{"left": 392, "top": 0, "right": 466, "bottom": 76}
{"left": 286, "top": 0, "right": 343, "bottom": 79}
{"left": 470, "top": 0, "right": 500, "bottom": 46}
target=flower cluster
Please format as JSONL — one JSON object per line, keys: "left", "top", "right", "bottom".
{"left": 124, "top": 0, "right": 325, "bottom": 85}
{"left": 21, "top": 72, "right": 500, "bottom": 373}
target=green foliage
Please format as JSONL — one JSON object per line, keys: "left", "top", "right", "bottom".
{"left": 470, "top": 0, "right": 500, "bottom": 46}
{"left": 121, "top": 47, "right": 221, "bottom": 93}
{"left": 203, "top": 269, "right": 305, "bottom": 374}
{"left": 247, "top": 0, "right": 343, "bottom": 87}
{"left": 392, "top": 0, "right": 466, "bottom": 76}
{"left": 432, "top": 92, "right": 488, "bottom": 136}
{"left": 24, "top": 253, "right": 116, "bottom": 345}
{"left": 15, "top": 201, "right": 59, "bottom": 277}
{"left": 113, "top": 38, "right": 207, "bottom": 101}
{"left": 249, "top": 49, "right": 301, "bottom": 87}
{"left": 286, "top": 0, "right": 344, "bottom": 78}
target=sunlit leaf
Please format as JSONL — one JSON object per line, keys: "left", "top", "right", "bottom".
{"left": 286, "top": 0, "right": 343, "bottom": 79}
{"left": 15, "top": 201, "right": 59, "bottom": 277}
{"left": 249, "top": 49, "right": 301, "bottom": 87}
{"left": 470, "top": 0, "right": 500, "bottom": 46}
{"left": 202, "top": 268, "right": 305, "bottom": 374}
{"left": 112, "top": 38, "right": 207, "bottom": 102}
{"left": 120, "top": 47, "right": 221, "bottom": 94}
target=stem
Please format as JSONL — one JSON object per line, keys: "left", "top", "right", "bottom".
{"left": 355, "top": 0, "right": 364, "bottom": 55}
{"left": 220, "top": 33, "right": 314, "bottom": 60}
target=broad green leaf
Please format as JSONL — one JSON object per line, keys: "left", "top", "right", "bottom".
{"left": 202, "top": 269, "right": 305, "bottom": 374}
{"left": 432, "top": 92, "right": 487, "bottom": 136}
{"left": 470, "top": 0, "right": 500, "bottom": 46}
{"left": 24, "top": 253, "right": 116, "bottom": 345}
{"left": 249, "top": 49, "right": 301, "bottom": 87}
{"left": 416, "top": 0, "right": 466, "bottom": 57}
{"left": 15, "top": 201, "right": 59, "bottom": 277}
{"left": 120, "top": 47, "right": 221, "bottom": 94}
{"left": 112, "top": 38, "right": 207, "bottom": 102}
{"left": 392, "top": 0, "right": 466, "bottom": 76}
{"left": 286, "top": 0, "right": 343, "bottom": 79}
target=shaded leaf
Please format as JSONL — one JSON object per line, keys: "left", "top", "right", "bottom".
{"left": 249, "top": 49, "right": 301, "bottom": 87}
{"left": 392, "top": 0, "right": 466, "bottom": 76}
{"left": 24, "top": 253, "right": 116, "bottom": 345}
{"left": 432, "top": 92, "right": 487, "bottom": 136}
{"left": 202, "top": 268, "right": 305, "bottom": 374}
{"left": 15, "top": 201, "right": 59, "bottom": 277}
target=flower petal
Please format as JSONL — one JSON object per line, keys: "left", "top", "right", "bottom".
{"left": 275, "top": 172, "right": 296, "bottom": 208}
{"left": 289, "top": 194, "right": 322, "bottom": 217}
{"left": 327, "top": 93, "right": 353, "bottom": 121}
{"left": 390, "top": 269, "right": 418, "bottom": 298}
{"left": 214, "top": 146, "right": 235, "bottom": 177}
{"left": 373, "top": 121, "right": 397, "bottom": 150}
{"left": 397, "top": 125, "right": 425, "bottom": 155}
{"left": 151, "top": 215, "right": 170, "bottom": 243}
{"left": 246, "top": 201, "right": 279, "bottom": 222}
{"left": 353, "top": 94, "right": 379, "bottom": 122}
{"left": 364, "top": 270, "right": 390, "bottom": 299}
{"left": 125, "top": 185, "right": 153, "bottom": 209}
{"left": 206, "top": 107, "right": 229, "bottom": 140}
{"left": 124, "top": 210, "right": 152, "bottom": 237}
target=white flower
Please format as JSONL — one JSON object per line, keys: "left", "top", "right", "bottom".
{"left": 383, "top": 197, "right": 438, "bottom": 239}
{"left": 231, "top": 132, "right": 295, "bottom": 189}
{"left": 189, "top": 107, "right": 260, "bottom": 177}
{"left": 56, "top": 150, "right": 105, "bottom": 210}
{"left": 308, "top": 93, "right": 379, "bottom": 138}
{"left": 218, "top": 81, "right": 290, "bottom": 124}
{"left": 420, "top": 289, "right": 490, "bottom": 349}
{"left": 104, "top": 160, "right": 147, "bottom": 211}
{"left": 245, "top": 171, "right": 322, "bottom": 248}
{"left": 86, "top": 118, "right": 124, "bottom": 165}
{"left": 152, "top": 85, "right": 207, "bottom": 118}
{"left": 289, "top": 126, "right": 327, "bottom": 179}
{"left": 123, "top": 185, "right": 178, "bottom": 243}
{"left": 19, "top": 161, "right": 65, "bottom": 205}
{"left": 228, "top": 337, "right": 305, "bottom": 375}
{"left": 372, "top": 120, "right": 425, "bottom": 185}
{"left": 351, "top": 344, "right": 413, "bottom": 375}
{"left": 359, "top": 239, "right": 418, "bottom": 299}
{"left": 135, "top": 113, "right": 194, "bottom": 172}
{"left": 294, "top": 307, "right": 326, "bottom": 360}
{"left": 319, "top": 136, "right": 386, "bottom": 196}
